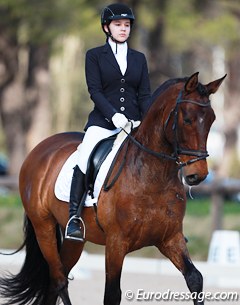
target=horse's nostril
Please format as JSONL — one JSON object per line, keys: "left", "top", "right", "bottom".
{"left": 186, "top": 174, "right": 199, "bottom": 185}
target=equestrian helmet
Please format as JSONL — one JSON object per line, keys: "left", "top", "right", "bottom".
{"left": 101, "top": 3, "right": 135, "bottom": 27}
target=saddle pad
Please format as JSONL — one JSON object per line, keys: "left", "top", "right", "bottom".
{"left": 54, "top": 128, "right": 129, "bottom": 206}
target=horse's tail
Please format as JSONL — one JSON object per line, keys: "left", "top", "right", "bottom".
{"left": 0, "top": 215, "right": 62, "bottom": 305}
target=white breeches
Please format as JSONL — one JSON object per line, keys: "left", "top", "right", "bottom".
{"left": 77, "top": 126, "right": 120, "bottom": 174}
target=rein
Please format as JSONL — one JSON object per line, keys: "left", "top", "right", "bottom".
{"left": 123, "top": 131, "right": 176, "bottom": 161}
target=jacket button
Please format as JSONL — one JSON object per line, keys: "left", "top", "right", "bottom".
{"left": 120, "top": 88, "right": 125, "bottom": 92}
{"left": 120, "top": 106, "right": 125, "bottom": 111}
{"left": 121, "top": 78, "right": 125, "bottom": 83}
{"left": 120, "top": 97, "right": 125, "bottom": 102}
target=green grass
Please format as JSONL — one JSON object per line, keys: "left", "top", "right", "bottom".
{"left": 184, "top": 198, "right": 240, "bottom": 260}
{"left": 0, "top": 194, "right": 24, "bottom": 249}
{"left": 186, "top": 198, "right": 240, "bottom": 216}
{"left": 186, "top": 199, "right": 210, "bottom": 216}
{"left": 0, "top": 194, "right": 240, "bottom": 260}
{"left": 0, "top": 194, "right": 22, "bottom": 207}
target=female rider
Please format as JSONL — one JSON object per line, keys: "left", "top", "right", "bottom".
{"left": 65, "top": 3, "right": 151, "bottom": 241}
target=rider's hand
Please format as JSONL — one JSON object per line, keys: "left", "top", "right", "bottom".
{"left": 131, "top": 120, "right": 141, "bottom": 128}
{"left": 112, "top": 113, "right": 128, "bottom": 129}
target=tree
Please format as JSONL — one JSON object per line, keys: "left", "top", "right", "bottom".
{"left": 0, "top": 0, "right": 97, "bottom": 174}
{"left": 0, "top": 1, "right": 53, "bottom": 174}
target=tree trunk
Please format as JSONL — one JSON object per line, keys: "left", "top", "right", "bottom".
{"left": 0, "top": 28, "right": 51, "bottom": 175}
{"left": 0, "top": 29, "right": 26, "bottom": 175}
{"left": 218, "top": 46, "right": 240, "bottom": 178}
{"left": 25, "top": 44, "right": 51, "bottom": 152}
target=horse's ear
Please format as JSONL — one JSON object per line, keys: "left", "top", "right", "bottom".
{"left": 205, "top": 74, "right": 227, "bottom": 95}
{"left": 184, "top": 72, "right": 199, "bottom": 93}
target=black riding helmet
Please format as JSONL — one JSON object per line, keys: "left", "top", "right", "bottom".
{"left": 101, "top": 3, "right": 135, "bottom": 40}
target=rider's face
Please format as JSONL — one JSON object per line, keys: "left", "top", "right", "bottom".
{"left": 104, "top": 19, "right": 131, "bottom": 42}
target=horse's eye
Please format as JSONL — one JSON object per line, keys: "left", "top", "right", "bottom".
{"left": 184, "top": 118, "right": 192, "bottom": 125}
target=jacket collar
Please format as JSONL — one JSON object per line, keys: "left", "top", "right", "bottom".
{"left": 103, "top": 43, "right": 134, "bottom": 76}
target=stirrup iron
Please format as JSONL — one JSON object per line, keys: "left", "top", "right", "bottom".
{"left": 65, "top": 215, "right": 86, "bottom": 241}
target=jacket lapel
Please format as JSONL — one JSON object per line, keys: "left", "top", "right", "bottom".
{"left": 125, "top": 48, "right": 135, "bottom": 76}
{"left": 103, "top": 43, "right": 121, "bottom": 73}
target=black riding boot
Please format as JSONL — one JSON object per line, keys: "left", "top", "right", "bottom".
{"left": 65, "top": 165, "right": 86, "bottom": 242}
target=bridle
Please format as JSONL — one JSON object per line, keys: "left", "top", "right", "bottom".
{"left": 171, "top": 89, "right": 211, "bottom": 167}
{"left": 125, "top": 89, "right": 211, "bottom": 169}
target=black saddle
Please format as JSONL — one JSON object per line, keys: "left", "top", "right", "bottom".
{"left": 85, "top": 135, "right": 117, "bottom": 198}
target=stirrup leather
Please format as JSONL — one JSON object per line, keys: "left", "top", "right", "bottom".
{"left": 65, "top": 215, "right": 86, "bottom": 241}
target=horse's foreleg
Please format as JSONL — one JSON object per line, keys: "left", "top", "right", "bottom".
{"left": 104, "top": 235, "right": 127, "bottom": 305}
{"left": 157, "top": 233, "right": 204, "bottom": 305}
{"left": 182, "top": 255, "right": 204, "bottom": 305}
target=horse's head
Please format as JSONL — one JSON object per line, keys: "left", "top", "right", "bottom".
{"left": 163, "top": 72, "right": 226, "bottom": 186}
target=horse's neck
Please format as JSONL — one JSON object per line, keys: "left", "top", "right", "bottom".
{"left": 136, "top": 102, "right": 172, "bottom": 157}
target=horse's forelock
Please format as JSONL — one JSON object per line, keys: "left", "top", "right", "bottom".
{"left": 197, "top": 83, "right": 209, "bottom": 97}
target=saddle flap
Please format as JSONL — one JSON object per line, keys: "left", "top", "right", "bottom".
{"left": 85, "top": 135, "right": 117, "bottom": 196}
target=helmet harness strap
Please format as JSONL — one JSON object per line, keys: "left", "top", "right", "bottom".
{"left": 106, "top": 25, "right": 128, "bottom": 54}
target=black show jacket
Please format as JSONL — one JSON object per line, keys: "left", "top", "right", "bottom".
{"left": 84, "top": 43, "right": 151, "bottom": 130}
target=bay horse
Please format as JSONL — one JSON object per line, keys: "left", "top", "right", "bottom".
{"left": 0, "top": 72, "right": 226, "bottom": 305}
